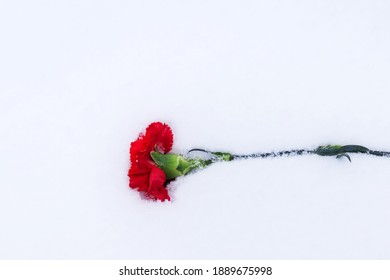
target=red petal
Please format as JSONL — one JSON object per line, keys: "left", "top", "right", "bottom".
{"left": 147, "top": 166, "right": 170, "bottom": 201}
{"left": 129, "top": 172, "right": 149, "bottom": 192}
{"left": 130, "top": 134, "right": 149, "bottom": 165}
{"left": 145, "top": 122, "right": 173, "bottom": 154}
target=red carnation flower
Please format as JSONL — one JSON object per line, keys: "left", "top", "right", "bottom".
{"left": 129, "top": 122, "right": 390, "bottom": 202}
{"left": 128, "top": 122, "right": 173, "bottom": 201}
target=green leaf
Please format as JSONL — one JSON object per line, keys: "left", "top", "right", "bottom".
{"left": 211, "top": 152, "right": 233, "bottom": 161}
{"left": 315, "top": 145, "right": 343, "bottom": 156}
{"left": 315, "top": 145, "right": 370, "bottom": 156}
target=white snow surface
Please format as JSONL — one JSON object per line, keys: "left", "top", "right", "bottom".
{"left": 1, "top": 0, "right": 390, "bottom": 259}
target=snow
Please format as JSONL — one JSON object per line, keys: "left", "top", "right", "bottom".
{"left": 1, "top": 0, "right": 390, "bottom": 259}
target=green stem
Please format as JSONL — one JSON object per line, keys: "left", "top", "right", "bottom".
{"left": 232, "top": 149, "right": 314, "bottom": 159}
{"left": 188, "top": 145, "right": 390, "bottom": 163}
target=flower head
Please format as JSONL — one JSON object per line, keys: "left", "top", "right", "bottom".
{"left": 128, "top": 122, "right": 173, "bottom": 201}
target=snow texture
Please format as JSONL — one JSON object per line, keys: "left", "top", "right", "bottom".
{"left": 1, "top": 0, "right": 390, "bottom": 259}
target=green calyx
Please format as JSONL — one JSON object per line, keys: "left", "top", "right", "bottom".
{"left": 150, "top": 152, "right": 212, "bottom": 180}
